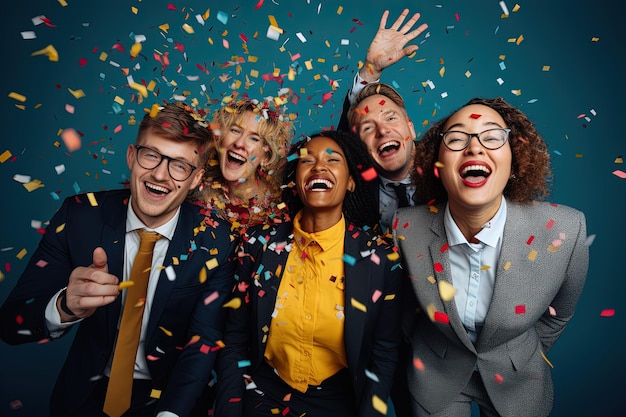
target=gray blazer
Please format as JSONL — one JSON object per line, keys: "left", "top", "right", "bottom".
{"left": 394, "top": 201, "right": 588, "bottom": 417}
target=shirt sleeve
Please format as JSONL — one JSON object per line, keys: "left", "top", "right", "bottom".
{"left": 347, "top": 72, "right": 380, "bottom": 104}
{"left": 45, "top": 287, "right": 82, "bottom": 337}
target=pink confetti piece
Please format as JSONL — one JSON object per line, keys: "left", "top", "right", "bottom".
{"left": 600, "top": 309, "right": 615, "bottom": 317}
{"left": 361, "top": 166, "right": 378, "bottom": 181}
{"left": 546, "top": 219, "right": 555, "bottom": 229}
{"left": 413, "top": 357, "right": 425, "bottom": 371}
{"left": 612, "top": 170, "right": 626, "bottom": 179}
{"left": 372, "top": 289, "right": 382, "bottom": 303}
{"left": 494, "top": 374, "right": 504, "bottom": 383}
{"left": 548, "top": 306, "right": 556, "bottom": 316}
{"left": 200, "top": 344, "right": 210, "bottom": 354}
{"left": 204, "top": 291, "right": 219, "bottom": 305}
{"left": 515, "top": 305, "right": 526, "bottom": 314}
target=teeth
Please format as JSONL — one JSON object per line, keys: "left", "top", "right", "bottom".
{"left": 228, "top": 151, "right": 246, "bottom": 163}
{"left": 307, "top": 178, "right": 333, "bottom": 190}
{"left": 146, "top": 182, "right": 170, "bottom": 193}
{"left": 461, "top": 165, "right": 491, "bottom": 176}
{"left": 378, "top": 141, "right": 400, "bottom": 153}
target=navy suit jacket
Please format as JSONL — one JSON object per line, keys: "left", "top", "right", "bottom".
{"left": 215, "top": 220, "right": 404, "bottom": 417}
{"left": 0, "top": 189, "right": 239, "bottom": 417}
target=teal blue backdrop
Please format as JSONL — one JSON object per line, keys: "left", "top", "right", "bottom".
{"left": 1, "top": 1, "right": 624, "bottom": 416}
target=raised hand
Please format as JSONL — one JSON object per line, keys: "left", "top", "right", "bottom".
{"left": 360, "top": 9, "right": 429, "bottom": 82}
{"left": 58, "top": 247, "right": 120, "bottom": 321}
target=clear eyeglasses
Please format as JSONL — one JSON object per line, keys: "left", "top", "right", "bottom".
{"left": 440, "top": 128, "right": 511, "bottom": 151}
{"left": 134, "top": 145, "right": 197, "bottom": 181}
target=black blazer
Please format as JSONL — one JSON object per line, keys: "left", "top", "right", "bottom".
{"left": 0, "top": 189, "right": 239, "bottom": 417}
{"left": 215, "top": 219, "right": 404, "bottom": 417}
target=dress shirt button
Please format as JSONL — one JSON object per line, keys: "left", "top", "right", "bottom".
{"left": 305, "top": 314, "right": 312, "bottom": 320}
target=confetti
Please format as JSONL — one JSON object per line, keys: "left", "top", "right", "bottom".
{"left": 437, "top": 280, "right": 456, "bottom": 301}
{"left": 600, "top": 309, "right": 615, "bottom": 317}
{"left": 372, "top": 395, "right": 387, "bottom": 414}
{"left": 118, "top": 281, "right": 134, "bottom": 290}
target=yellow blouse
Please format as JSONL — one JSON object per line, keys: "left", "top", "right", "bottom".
{"left": 264, "top": 212, "right": 348, "bottom": 392}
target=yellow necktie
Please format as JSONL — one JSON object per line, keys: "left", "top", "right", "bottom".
{"left": 103, "top": 230, "right": 161, "bottom": 417}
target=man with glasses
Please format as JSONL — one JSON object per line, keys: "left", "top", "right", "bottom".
{"left": 0, "top": 102, "right": 238, "bottom": 417}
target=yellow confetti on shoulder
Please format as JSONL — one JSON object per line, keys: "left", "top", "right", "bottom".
{"left": 159, "top": 326, "right": 173, "bottom": 336}
{"left": 150, "top": 389, "right": 162, "bottom": 399}
{"left": 87, "top": 192, "right": 98, "bottom": 206}
{"left": 372, "top": 394, "right": 388, "bottom": 414}
{"left": 350, "top": 297, "right": 367, "bottom": 312}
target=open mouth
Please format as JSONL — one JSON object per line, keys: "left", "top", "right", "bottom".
{"left": 377, "top": 140, "right": 401, "bottom": 156}
{"left": 145, "top": 181, "right": 171, "bottom": 195}
{"left": 305, "top": 178, "right": 334, "bottom": 191}
{"left": 227, "top": 151, "right": 246, "bottom": 166}
{"left": 460, "top": 164, "right": 491, "bottom": 183}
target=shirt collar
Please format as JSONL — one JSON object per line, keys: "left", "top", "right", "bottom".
{"left": 380, "top": 175, "right": 412, "bottom": 189}
{"left": 444, "top": 196, "right": 507, "bottom": 248}
{"left": 293, "top": 211, "right": 345, "bottom": 252}
{"left": 125, "top": 196, "right": 179, "bottom": 240}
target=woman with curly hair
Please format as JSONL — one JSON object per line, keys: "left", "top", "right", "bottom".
{"left": 215, "top": 130, "right": 404, "bottom": 417}
{"left": 394, "top": 97, "right": 589, "bottom": 417}
{"left": 196, "top": 97, "right": 295, "bottom": 229}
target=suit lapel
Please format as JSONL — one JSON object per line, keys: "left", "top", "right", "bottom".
{"left": 428, "top": 210, "right": 476, "bottom": 352}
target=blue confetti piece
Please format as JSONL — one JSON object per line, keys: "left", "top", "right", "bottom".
{"left": 237, "top": 360, "right": 251, "bottom": 368}
{"left": 50, "top": 192, "right": 60, "bottom": 200}
{"left": 553, "top": 150, "right": 562, "bottom": 156}
{"left": 112, "top": 102, "right": 122, "bottom": 114}
{"left": 342, "top": 254, "right": 356, "bottom": 266}
{"left": 256, "top": 264, "right": 264, "bottom": 275}
{"left": 73, "top": 182, "right": 81, "bottom": 194}
{"left": 191, "top": 242, "right": 197, "bottom": 251}
{"left": 391, "top": 80, "right": 400, "bottom": 89}
{"left": 217, "top": 11, "right": 228, "bottom": 25}
{"left": 499, "top": 62, "right": 506, "bottom": 70}
{"left": 391, "top": 263, "right": 401, "bottom": 271}
{"left": 258, "top": 235, "right": 267, "bottom": 245}
{"left": 264, "top": 270, "right": 272, "bottom": 280}
{"left": 180, "top": 254, "right": 188, "bottom": 261}
{"left": 287, "top": 153, "right": 299, "bottom": 162}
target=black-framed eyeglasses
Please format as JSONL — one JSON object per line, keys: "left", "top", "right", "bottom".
{"left": 134, "top": 145, "right": 197, "bottom": 181}
{"left": 440, "top": 128, "right": 511, "bottom": 151}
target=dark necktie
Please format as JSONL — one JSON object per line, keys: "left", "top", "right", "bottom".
{"left": 391, "top": 183, "right": 410, "bottom": 208}
{"left": 104, "top": 230, "right": 161, "bottom": 417}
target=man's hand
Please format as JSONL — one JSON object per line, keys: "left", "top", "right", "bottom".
{"left": 360, "top": 9, "right": 429, "bottom": 82}
{"left": 58, "top": 247, "right": 120, "bottom": 322}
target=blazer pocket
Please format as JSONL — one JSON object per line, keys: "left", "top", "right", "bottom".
{"left": 506, "top": 331, "right": 539, "bottom": 371}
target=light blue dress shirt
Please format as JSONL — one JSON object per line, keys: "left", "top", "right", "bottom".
{"left": 444, "top": 197, "right": 507, "bottom": 343}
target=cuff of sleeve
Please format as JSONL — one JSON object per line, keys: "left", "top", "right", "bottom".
{"left": 45, "top": 288, "right": 81, "bottom": 337}
{"left": 348, "top": 72, "right": 380, "bottom": 104}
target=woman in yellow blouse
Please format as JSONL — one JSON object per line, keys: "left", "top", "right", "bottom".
{"left": 215, "top": 130, "right": 405, "bottom": 417}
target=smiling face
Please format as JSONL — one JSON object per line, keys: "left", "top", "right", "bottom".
{"left": 296, "top": 135, "right": 355, "bottom": 223}
{"left": 217, "top": 110, "right": 269, "bottom": 188}
{"left": 351, "top": 94, "right": 416, "bottom": 181}
{"left": 126, "top": 131, "right": 204, "bottom": 228}
{"left": 438, "top": 104, "right": 512, "bottom": 218}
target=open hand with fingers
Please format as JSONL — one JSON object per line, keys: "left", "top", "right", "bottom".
{"left": 360, "top": 9, "right": 429, "bottom": 82}
{"left": 58, "top": 247, "right": 120, "bottom": 322}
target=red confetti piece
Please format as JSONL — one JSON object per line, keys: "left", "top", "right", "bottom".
{"left": 228, "top": 397, "right": 242, "bottom": 403}
{"left": 254, "top": 0, "right": 265, "bottom": 9}
{"left": 200, "top": 344, "right": 210, "bottom": 354}
{"left": 434, "top": 311, "right": 449, "bottom": 324}
{"left": 379, "top": 99, "right": 386, "bottom": 106}
{"left": 600, "top": 309, "right": 615, "bottom": 317}
{"left": 167, "top": 3, "right": 177, "bottom": 10}
{"left": 361, "top": 166, "right": 378, "bottom": 181}
{"left": 440, "top": 243, "right": 449, "bottom": 253}
{"left": 434, "top": 263, "right": 444, "bottom": 273}
{"left": 16, "top": 315, "right": 24, "bottom": 325}
{"left": 515, "top": 305, "right": 526, "bottom": 314}
{"left": 546, "top": 219, "right": 555, "bottom": 229}
{"left": 239, "top": 33, "right": 248, "bottom": 43}
{"left": 494, "top": 374, "right": 504, "bottom": 383}
{"left": 455, "top": 12, "right": 461, "bottom": 22}
{"left": 526, "top": 235, "right": 535, "bottom": 245}
{"left": 470, "top": 113, "right": 482, "bottom": 119}
{"left": 78, "top": 57, "right": 87, "bottom": 66}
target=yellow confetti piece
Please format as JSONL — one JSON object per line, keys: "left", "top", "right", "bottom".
{"left": 0, "top": 150, "right": 12, "bottom": 163}
{"left": 511, "top": 89, "right": 522, "bottom": 96}
{"left": 159, "top": 326, "right": 173, "bottom": 337}
{"left": 439, "top": 66, "right": 445, "bottom": 77}
{"left": 150, "top": 389, "right": 162, "bottom": 399}
{"left": 23, "top": 179, "right": 45, "bottom": 192}
{"left": 542, "top": 65, "right": 551, "bottom": 71}
{"left": 437, "top": 280, "right": 456, "bottom": 301}
{"left": 480, "top": 265, "right": 491, "bottom": 270}
{"left": 426, "top": 275, "right": 436, "bottom": 284}
{"left": 541, "top": 351, "right": 554, "bottom": 368}
{"left": 130, "top": 42, "right": 142, "bottom": 57}
{"left": 205, "top": 258, "right": 218, "bottom": 270}
{"left": 172, "top": 257, "right": 179, "bottom": 265}
{"left": 223, "top": 297, "right": 242, "bottom": 309}
{"left": 503, "top": 261, "right": 511, "bottom": 270}
{"left": 512, "top": 4, "right": 521, "bottom": 12}
{"left": 55, "top": 223, "right": 66, "bottom": 233}
{"left": 350, "top": 297, "right": 367, "bottom": 312}
{"left": 465, "top": 70, "right": 471, "bottom": 78}
{"left": 591, "top": 37, "right": 599, "bottom": 42}
{"left": 199, "top": 267, "right": 207, "bottom": 284}
{"left": 383, "top": 294, "right": 396, "bottom": 301}
{"left": 16, "top": 248, "right": 28, "bottom": 260}
{"left": 547, "top": 245, "right": 560, "bottom": 253}
{"left": 528, "top": 249, "right": 538, "bottom": 261}
{"left": 130, "top": 82, "right": 148, "bottom": 98}
{"left": 372, "top": 395, "right": 388, "bottom": 414}
{"left": 516, "top": 34, "right": 524, "bottom": 45}
{"left": 31, "top": 44, "right": 59, "bottom": 61}
{"left": 68, "top": 88, "right": 86, "bottom": 99}
{"left": 386, "top": 252, "right": 400, "bottom": 261}
{"left": 118, "top": 281, "right": 135, "bottom": 290}
{"left": 86, "top": 192, "right": 98, "bottom": 206}
{"left": 0, "top": 270, "right": 4, "bottom": 282}
{"left": 615, "top": 156, "right": 623, "bottom": 164}
{"left": 8, "top": 92, "right": 26, "bottom": 102}
{"left": 575, "top": 153, "right": 583, "bottom": 158}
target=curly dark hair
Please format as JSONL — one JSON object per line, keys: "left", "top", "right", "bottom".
{"left": 412, "top": 97, "right": 551, "bottom": 205}
{"left": 281, "top": 130, "right": 380, "bottom": 229}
